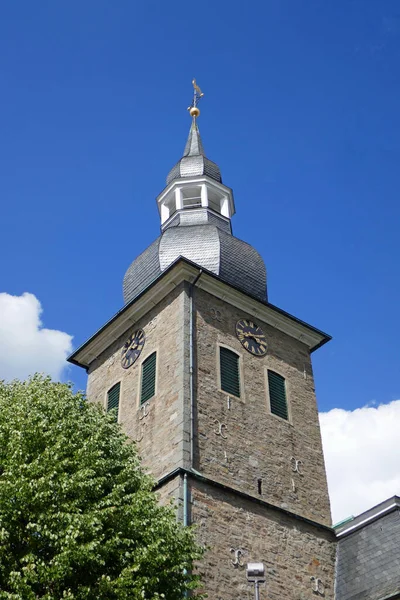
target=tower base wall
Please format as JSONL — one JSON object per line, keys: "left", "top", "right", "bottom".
{"left": 190, "top": 478, "right": 336, "bottom": 600}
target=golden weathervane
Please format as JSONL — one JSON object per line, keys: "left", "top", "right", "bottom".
{"left": 188, "top": 78, "right": 204, "bottom": 118}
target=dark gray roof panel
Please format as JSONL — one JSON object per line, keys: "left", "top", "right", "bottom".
{"left": 203, "top": 157, "right": 222, "bottom": 182}
{"left": 166, "top": 120, "right": 222, "bottom": 185}
{"left": 123, "top": 224, "right": 267, "bottom": 305}
{"left": 183, "top": 120, "right": 205, "bottom": 156}
{"left": 336, "top": 508, "right": 400, "bottom": 600}
{"left": 123, "top": 237, "right": 161, "bottom": 305}
{"left": 218, "top": 229, "right": 267, "bottom": 301}
{"left": 163, "top": 208, "right": 231, "bottom": 234}
{"left": 166, "top": 162, "right": 180, "bottom": 184}
{"left": 167, "top": 156, "right": 222, "bottom": 185}
{"left": 206, "top": 210, "right": 231, "bottom": 234}
{"left": 159, "top": 225, "right": 220, "bottom": 275}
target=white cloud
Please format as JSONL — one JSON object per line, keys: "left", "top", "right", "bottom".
{"left": 320, "top": 401, "right": 400, "bottom": 524}
{"left": 0, "top": 292, "right": 73, "bottom": 382}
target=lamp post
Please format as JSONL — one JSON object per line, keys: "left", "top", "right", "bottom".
{"left": 246, "top": 562, "right": 265, "bottom": 600}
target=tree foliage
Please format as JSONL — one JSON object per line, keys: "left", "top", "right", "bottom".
{"left": 0, "top": 376, "right": 202, "bottom": 599}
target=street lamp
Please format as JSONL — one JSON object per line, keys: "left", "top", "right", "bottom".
{"left": 246, "top": 562, "right": 265, "bottom": 600}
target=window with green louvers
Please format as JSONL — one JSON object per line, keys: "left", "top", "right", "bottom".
{"left": 141, "top": 352, "right": 156, "bottom": 404}
{"left": 220, "top": 347, "right": 241, "bottom": 397}
{"left": 268, "top": 370, "right": 288, "bottom": 420}
{"left": 107, "top": 382, "right": 120, "bottom": 421}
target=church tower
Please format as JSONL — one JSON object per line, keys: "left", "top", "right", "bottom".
{"left": 68, "top": 83, "right": 336, "bottom": 599}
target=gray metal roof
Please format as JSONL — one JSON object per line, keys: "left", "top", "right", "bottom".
{"left": 124, "top": 113, "right": 266, "bottom": 306}
{"left": 163, "top": 207, "right": 232, "bottom": 234}
{"left": 123, "top": 224, "right": 267, "bottom": 305}
{"left": 335, "top": 497, "right": 400, "bottom": 600}
{"left": 122, "top": 237, "right": 161, "bottom": 306}
{"left": 166, "top": 120, "right": 222, "bottom": 185}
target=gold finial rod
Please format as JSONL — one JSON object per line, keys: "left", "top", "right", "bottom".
{"left": 188, "top": 78, "right": 204, "bottom": 118}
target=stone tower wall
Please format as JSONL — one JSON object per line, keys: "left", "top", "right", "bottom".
{"left": 194, "top": 287, "right": 332, "bottom": 526}
{"left": 86, "top": 285, "right": 189, "bottom": 481}
{"left": 86, "top": 283, "right": 331, "bottom": 526}
{"left": 191, "top": 478, "right": 336, "bottom": 600}
{"left": 84, "top": 280, "right": 335, "bottom": 599}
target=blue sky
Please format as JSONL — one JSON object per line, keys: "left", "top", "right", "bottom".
{"left": 1, "top": 1, "right": 400, "bottom": 517}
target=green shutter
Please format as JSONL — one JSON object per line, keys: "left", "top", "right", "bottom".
{"left": 268, "top": 370, "right": 288, "bottom": 420}
{"left": 220, "top": 347, "right": 240, "bottom": 397}
{"left": 141, "top": 352, "right": 156, "bottom": 404}
{"left": 107, "top": 382, "right": 120, "bottom": 421}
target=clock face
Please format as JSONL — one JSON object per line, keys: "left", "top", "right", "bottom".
{"left": 236, "top": 319, "right": 267, "bottom": 356}
{"left": 121, "top": 329, "right": 145, "bottom": 369}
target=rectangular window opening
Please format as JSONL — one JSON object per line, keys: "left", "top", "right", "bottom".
{"left": 268, "top": 370, "right": 288, "bottom": 420}
{"left": 141, "top": 352, "right": 157, "bottom": 404}
{"left": 182, "top": 186, "right": 201, "bottom": 209}
{"left": 220, "top": 347, "right": 240, "bottom": 398}
{"left": 107, "top": 382, "right": 121, "bottom": 421}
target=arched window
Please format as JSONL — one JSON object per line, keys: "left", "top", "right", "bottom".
{"left": 219, "top": 347, "right": 240, "bottom": 397}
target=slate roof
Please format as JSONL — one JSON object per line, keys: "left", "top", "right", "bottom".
{"left": 335, "top": 497, "right": 400, "bottom": 600}
{"left": 166, "top": 120, "right": 222, "bottom": 185}
{"left": 123, "top": 224, "right": 267, "bottom": 305}
{"left": 122, "top": 237, "right": 161, "bottom": 306}
{"left": 124, "top": 112, "right": 266, "bottom": 304}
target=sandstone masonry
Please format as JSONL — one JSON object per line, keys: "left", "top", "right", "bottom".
{"left": 194, "top": 287, "right": 332, "bottom": 526}
{"left": 84, "top": 272, "right": 336, "bottom": 599}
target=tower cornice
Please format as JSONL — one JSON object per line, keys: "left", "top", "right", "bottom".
{"left": 68, "top": 258, "right": 331, "bottom": 371}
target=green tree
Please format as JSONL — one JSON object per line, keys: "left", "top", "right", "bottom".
{"left": 0, "top": 375, "right": 202, "bottom": 599}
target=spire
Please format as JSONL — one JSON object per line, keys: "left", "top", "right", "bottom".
{"left": 157, "top": 80, "right": 236, "bottom": 232}
{"left": 166, "top": 79, "right": 222, "bottom": 185}
{"left": 183, "top": 119, "right": 205, "bottom": 157}
{"left": 183, "top": 79, "right": 205, "bottom": 156}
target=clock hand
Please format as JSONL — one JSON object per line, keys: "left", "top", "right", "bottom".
{"left": 126, "top": 341, "right": 139, "bottom": 356}
{"left": 243, "top": 332, "right": 263, "bottom": 341}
